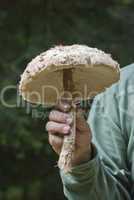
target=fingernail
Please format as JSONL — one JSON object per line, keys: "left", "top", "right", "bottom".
{"left": 66, "top": 116, "right": 73, "bottom": 125}
{"left": 63, "top": 126, "right": 70, "bottom": 134}
{"left": 63, "top": 104, "right": 71, "bottom": 112}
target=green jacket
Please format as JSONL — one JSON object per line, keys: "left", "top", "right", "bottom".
{"left": 60, "top": 63, "right": 134, "bottom": 200}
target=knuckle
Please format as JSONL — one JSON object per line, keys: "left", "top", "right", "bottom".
{"left": 49, "top": 110, "right": 56, "bottom": 120}
{"left": 49, "top": 110, "right": 68, "bottom": 123}
{"left": 45, "top": 122, "right": 49, "bottom": 131}
{"left": 45, "top": 121, "right": 52, "bottom": 131}
{"left": 48, "top": 134, "right": 54, "bottom": 146}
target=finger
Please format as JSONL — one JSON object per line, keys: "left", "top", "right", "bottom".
{"left": 56, "top": 99, "right": 72, "bottom": 112}
{"left": 76, "top": 109, "right": 90, "bottom": 132}
{"left": 48, "top": 134, "right": 63, "bottom": 154}
{"left": 46, "top": 121, "right": 70, "bottom": 134}
{"left": 49, "top": 110, "right": 72, "bottom": 124}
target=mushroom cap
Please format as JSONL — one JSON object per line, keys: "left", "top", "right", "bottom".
{"left": 19, "top": 44, "right": 120, "bottom": 106}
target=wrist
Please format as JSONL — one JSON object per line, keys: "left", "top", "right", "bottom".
{"left": 79, "top": 143, "right": 93, "bottom": 164}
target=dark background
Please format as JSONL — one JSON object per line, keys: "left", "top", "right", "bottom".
{"left": 0, "top": 0, "right": 134, "bottom": 199}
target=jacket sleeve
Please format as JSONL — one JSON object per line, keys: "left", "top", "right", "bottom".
{"left": 60, "top": 84, "right": 131, "bottom": 200}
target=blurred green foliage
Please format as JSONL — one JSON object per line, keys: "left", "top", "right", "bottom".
{"left": 0, "top": 0, "right": 134, "bottom": 199}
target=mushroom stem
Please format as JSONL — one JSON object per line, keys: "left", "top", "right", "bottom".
{"left": 58, "top": 102, "right": 76, "bottom": 172}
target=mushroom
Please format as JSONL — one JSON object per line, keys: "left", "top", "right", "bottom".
{"left": 19, "top": 44, "right": 120, "bottom": 172}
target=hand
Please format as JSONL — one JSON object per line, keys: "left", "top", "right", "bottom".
{"left": 46, "top": 101, "right": 92, "bottom": 167}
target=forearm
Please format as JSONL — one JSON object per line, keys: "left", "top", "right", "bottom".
{"left": 60, "top": 156, "right": 98, "bottom": 200}
{"left": 60, "top": 155, "right": 131, "bottom": 200}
